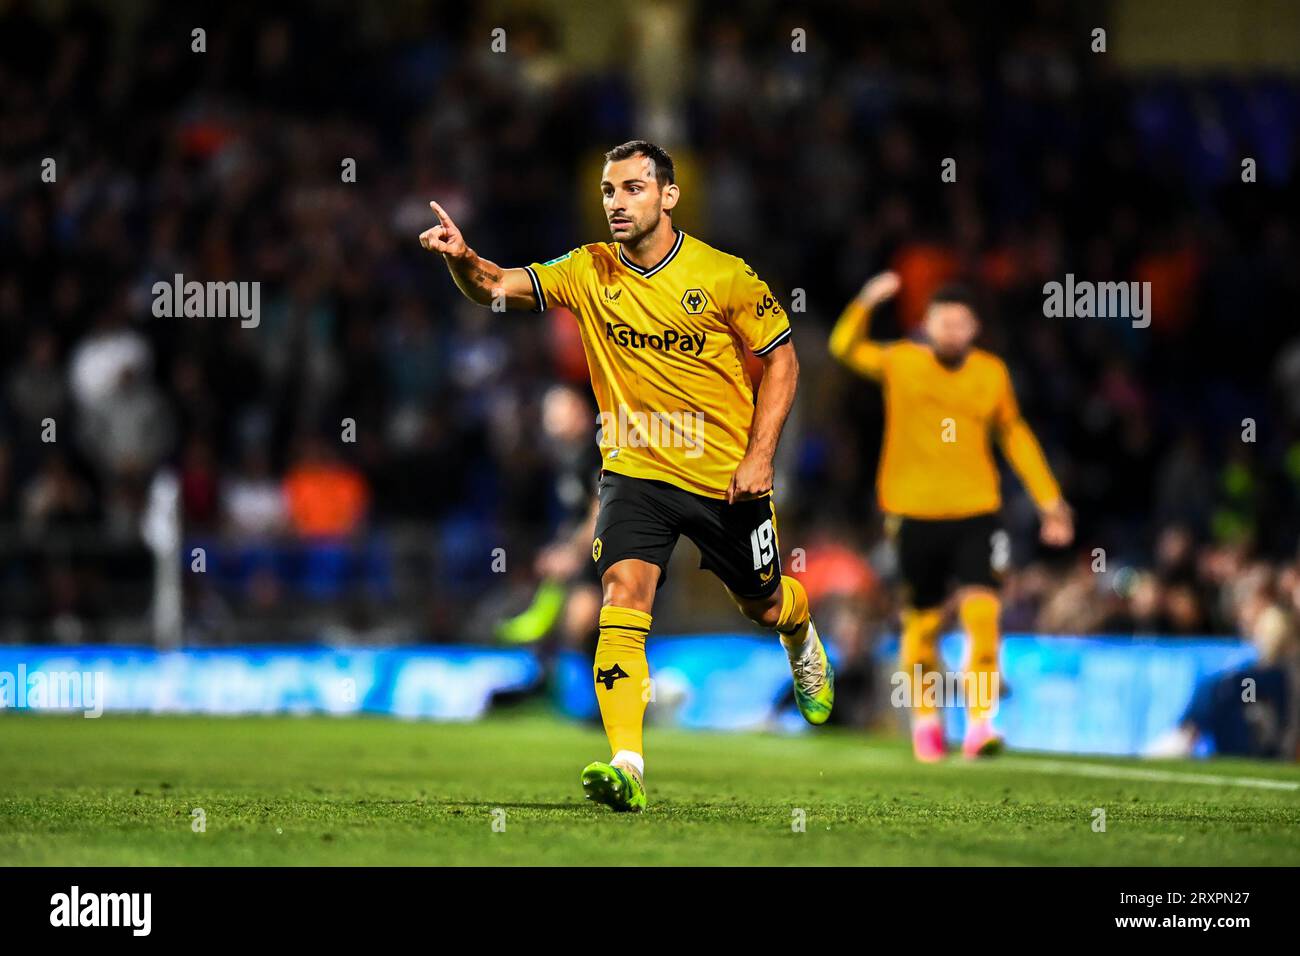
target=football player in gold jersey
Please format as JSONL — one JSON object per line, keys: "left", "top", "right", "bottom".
{"left": 420, "top": 141, "right": 833, "bottom": 811}
{"left": 830, "top": 271, "right": 1073, "bottom": 761}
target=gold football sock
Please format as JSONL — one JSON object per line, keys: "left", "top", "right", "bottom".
{"left": 899, "top": 607, "right": 944, "bottom": 720}
{"left": 775, "top": 577, "right": 812, "bottom": 654}
{"left": 959, "top": 592, "right": 1001, "bottom": 721}
{"left": 593, "top": 605, "right": 652, "bottom": 765}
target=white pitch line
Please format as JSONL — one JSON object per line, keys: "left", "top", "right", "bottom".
{"left": 986, "top": 756, "right": 1300, "bottom": 792}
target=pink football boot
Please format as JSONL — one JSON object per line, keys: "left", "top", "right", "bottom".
{"left": 962, "top": 718, "right": 1004, "bottom": 758}
{"left": 911, "top": 716, "right": 945, "bottom": 763}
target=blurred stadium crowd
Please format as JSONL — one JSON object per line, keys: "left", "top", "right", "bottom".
{"left": 1, "top": 0, "right": 1299, "bottom": 669}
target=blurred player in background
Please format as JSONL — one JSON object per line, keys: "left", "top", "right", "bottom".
{"left": 495, "top": 385, "right": 602, "bottom": 649}
{"left": 421, "top": 140, "right": 833, "bottom": 812}
{"left": 830, "top": 271, "right": 1073, "bottom": 761}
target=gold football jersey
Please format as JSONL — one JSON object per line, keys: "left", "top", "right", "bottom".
{"left": 876, "top": 342, "right": 1061, "bottom": 518}
{"left": 526, "top": 229, "right": 791, "bottom": 498}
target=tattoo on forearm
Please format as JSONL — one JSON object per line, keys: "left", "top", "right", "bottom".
{"left": 461, "top": 253, "right": 502, "bottom": 287}
{"left": 471, "top": 265, "right": 503, "bottom": 287}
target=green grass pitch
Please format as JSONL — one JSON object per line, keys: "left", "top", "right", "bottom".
{"left": 2, "top": 710, "right": 1298, "bottom": 865}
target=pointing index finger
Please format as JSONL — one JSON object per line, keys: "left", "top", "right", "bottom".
{"left": 428, "top": 200, "right": 452, "bottom": 228}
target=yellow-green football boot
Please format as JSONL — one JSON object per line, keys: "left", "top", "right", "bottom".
{"left": 581, "top": 761, "right": 646, "bottom": 813}
{"left": 789, "top": 619, "right": 835, "bottom": 725}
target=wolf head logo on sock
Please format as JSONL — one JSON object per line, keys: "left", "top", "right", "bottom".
{"left": 595, "top": 664, "right": 629, "bottom": 690}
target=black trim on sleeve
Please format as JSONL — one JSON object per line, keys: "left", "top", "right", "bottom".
{"left": 753, "top": 327, "right": 792, "bottom": 356}
{"left": 523, "top": 266, "right": 546, "bottom": 313}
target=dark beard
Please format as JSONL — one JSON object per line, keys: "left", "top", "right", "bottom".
{"left": 933, "top": 348, "right": 969, "bottom": 370}
{"left": 613, "top": 214, "right": 659, "bottom": 249}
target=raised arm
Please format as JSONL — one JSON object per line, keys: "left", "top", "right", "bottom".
{"left": 419, "top": 201, "right": 539, "bottom": 310}
{"left": 828, "top": 270, "right": 900, "bottom": 380}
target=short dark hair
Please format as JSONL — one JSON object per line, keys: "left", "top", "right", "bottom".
{"left": 929, "top": 282, "right": 978, "bottom": 314}
{"left": 604, "top": 140, "right": 675, "bottom": 188}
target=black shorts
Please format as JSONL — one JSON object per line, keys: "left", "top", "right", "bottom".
{"left": 893, "top": 512, "right": 1008, "bottom": 609}
{"left": 592, "top": 470, "right": 783, "bottom": 600}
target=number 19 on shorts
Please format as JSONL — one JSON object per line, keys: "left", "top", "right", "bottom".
{"left": 750, "top": 518, "right": 776, "bottom": 570}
